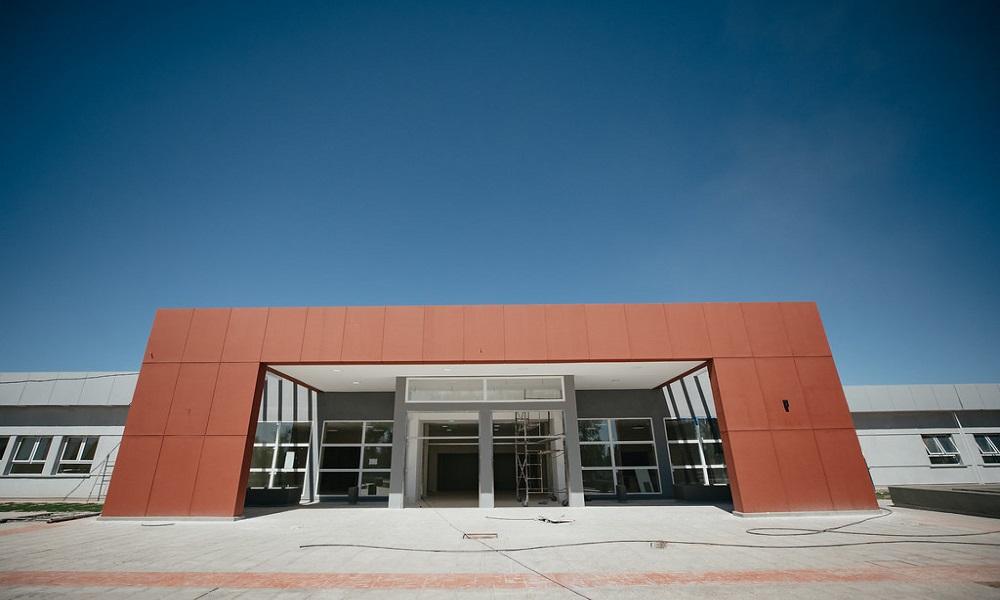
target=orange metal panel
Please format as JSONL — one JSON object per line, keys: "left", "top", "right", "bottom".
{"left": 423, "top": 305, "right": 465, "bottom": 362}
{"left": 623, "top": 303, "right": 671, "bottom": 360}
{"left": 753, "top": 357, "right": 812, "bottom": 429}
{"left": 780, "top": 302, "right": 833, "bottom": 356}
{"left": 708, "top": 358, "right": 769, "bottom": 432}
{"left": 299, "top": 306, "right": 346, "bottom": 362}
{"left": 663, "top": 303, "right": 712, "bottom": 359}
{"left": 189, "top": 436, "right": 253, "bottom": 517}
{"left": 723, "top": 431, "right": 789, "bottom": 513}
{"left": 464, "top": 305, "right": 505, "bottom": 362}
{"left": 164, "top": 363, "right": 220, "bottom": 436}
{"left": 719, "top": 434, "right": 743, "bottom": 512}
{"left": 341, "top": 306, "right": 386, "bottom": 362}
{"left": 382, "top": 306, "right": 424, "bottom": 362}
{"left": 260, "top": 308, "right": 308, "bottom": 363}
{"left": 100, "top": 435, "right": 162, "bottom": 517}
{"left": 794, "top": 357, "right": 856, "bottom": 429}
{"left": 503, "top": 305, "right": 547, "bottom": 361}
{"left": 123, "top": 363, "right": 181, "bottom": 436}
{"left": 583, "top": 304, "right": 631, "bottom": 360}
{"left": 145, "top": 436, "right": 205, "bottom": 516}
{"left": 544, "top": 304, "right": 590, "bottom": 361}
{"left": 144, "top": 309, "right": 193, "bottom": 363}
{"left": 220, "top": 308, "right": 268, "bottom": 362}
{"left": 741, "top": 303, "right": 793, "bottom": 357}
{"left": 206, "top": 363, "right": 264, "bottom": 436}
{"left": 181, "top": 308, "right": 231, "bottom": 363}
{"left": 771, "top": 430, "right": 834, "bottom": 510}
{"left": 813, "top": 429, "right": 879, "bottom": 510}
{"left": 703, "top": 303, "right": 752, "bottom": 358}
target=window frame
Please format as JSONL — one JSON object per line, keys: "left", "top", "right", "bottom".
{"left": 248, "top": 421, "right": 312, "bottom": 489}
{"left": 56, "top": 436, "right": 100, "bottom": 474}
{"left": 318, "top": 420, "right": 393, "bottom": 497}
{"left": 8, "top": 436, "right": 53, "bottom": 475}
{"left": 664, "top": 417, "right": 729, "bottom": 486}
{"left": 578, "top": 417, "right": 660, "bottom": 495}
{"left": 973, "top": 433, "right": 1000, "bottom": 465}
{"left": 921, "top": 434, "right": 962, "bottom": 466}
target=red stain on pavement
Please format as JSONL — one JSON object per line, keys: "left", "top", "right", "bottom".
{"left": 0, "top": 565, "right": 998, "bottom": 590}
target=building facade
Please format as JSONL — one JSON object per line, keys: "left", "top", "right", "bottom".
{"left": 98, "top": 302, "right": 879, "bottom": 517}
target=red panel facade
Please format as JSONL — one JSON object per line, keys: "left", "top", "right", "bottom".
{"left": 105, "top": 302, "right": 877, "bottom": 517}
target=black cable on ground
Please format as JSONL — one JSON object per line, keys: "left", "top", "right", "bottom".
{"left": 300, "top": 538, "right": 1000, "bottom": 553}
{"left": 745, "top": 507, "right": 1000, "bottom": 538}
{"left": 421, "top": 497, "right": 592, "bottom": 600}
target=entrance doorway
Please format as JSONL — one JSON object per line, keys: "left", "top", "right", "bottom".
{"left": 413, "top": 417, "right": 480, "bottom": 506}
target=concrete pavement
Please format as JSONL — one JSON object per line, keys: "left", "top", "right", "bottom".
{"left": 1, "top": 500, "right": 998, "bottom": 598}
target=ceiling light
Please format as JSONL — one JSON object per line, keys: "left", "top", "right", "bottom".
{"left": 352, "top": 381, "right": 360, "bottom": 385}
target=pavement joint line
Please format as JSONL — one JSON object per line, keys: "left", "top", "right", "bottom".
{"left": 2, "top": 566, "right": 1000, "bottom": 590}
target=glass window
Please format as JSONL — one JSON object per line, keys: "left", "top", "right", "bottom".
{"left": 664, "top": 418, "right": 729, "bottom": 486}
{"left": 615, "top": 419, "right": 654, "bottom": 442}
{"left": 0, "top": 437, "right": 8, "bottom": 462}
{"left": 582, "top": 470, "right": 615, "bottom": 494}
{"left": 578, "top": 420, "right": 610, "bottom": 442}
{"left": 249, "top": 421, "right": 311, "bottom": 489}
{"left": 319, "top": 420, "right": 393, "bottom": 497}
{"left": 578, "top": 418, "right": 660, "bottom": 495}
{"left": 580, "top": 444, "right": 612, "bottom": 467}
{"left": 922, "top": 434, "right": 961, "bottom": 465}
{"left": 615, "top": 444, "right": 657, "bottom": 467}
{"left": 56, "top": 436, "right": 99, "bottom": 474}
{"left": 10, "top": 437, "right": 52, "bottom": 474}
{"left": 323, "top": 421, "right": 363, "bottom": 444}
{"left": 973, "top": 434, "right": 1000, "bottom": 464}
{"left": 618, "top": 468, "right": 661, "bottom": 494}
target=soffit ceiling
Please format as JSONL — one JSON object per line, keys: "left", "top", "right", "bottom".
{"left": 269, "top": 360, "right": 705, "bottom": 393}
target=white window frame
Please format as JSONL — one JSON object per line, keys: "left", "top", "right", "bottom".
{"left": 318, "top": 420, "right": 393, "bottom": 497}
{"left": 8, "top": 436, "right": 53, "bottom": 475}
{"left": 664, "top": 417, "right": 729, "bottom": 486}
{"left": 922, "top": 434, "right": 962, "bottom": 465}
{"left": 974, "top": 433, "right": 1000, "bottom": 465}
{"left": 56, "top": 436, "right": 100, "bottom": 474}
{"left": 405, "top": 377, "right": 565, "bottom": 403}
{"left": 249, "top": 421, "right": 312, "bottom": 489}
{"left": 578, "top": 417, "right": 660, "bottom": 495}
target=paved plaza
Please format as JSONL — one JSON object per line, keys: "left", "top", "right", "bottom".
{"left": 1, "top": 500, "right": 998, "bottom": 598}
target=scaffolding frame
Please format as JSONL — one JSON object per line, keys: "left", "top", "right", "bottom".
{"left": 513, "top": 411, "right": 565, "bottom": 506}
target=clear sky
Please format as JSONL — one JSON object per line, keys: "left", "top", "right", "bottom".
{"left": 1, "top": 1, "right": 997, "bottom": 385}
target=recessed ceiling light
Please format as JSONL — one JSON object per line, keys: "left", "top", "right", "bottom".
{"left": 351, "top": 381, "right": 360, "bottom": 385}
{"left": 443, "top": 368, "right": 453, "bottom": 372}
{"left": 333, "top": 369, "right": 342, "bottom": 372}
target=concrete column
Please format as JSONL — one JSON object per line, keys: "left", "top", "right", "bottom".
{"left": 388, "top": 377, "right": 407, "bottom": 508}
{"left": 479, "top": 409, "right": 494, "bottom": 508}
{"left": 562, "top": 376, "right": 586, "bottom": 507}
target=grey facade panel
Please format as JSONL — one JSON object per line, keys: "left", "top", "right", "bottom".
{"left": 0, "top": 373, "right": 25, "bottom": 406}
{"left": 931, "top": 385, "right": 962, "bottom": 410}
{"left": 843, "top": 387, "right": 871, "bottom": 412}
{"left": 956, "top": 384, "right": 985, "bottom": 410}
{"left": 975, "top": 384, "right": 1000, "bottom": 410}
{"left": 316, "top": 392, "right": 396, "bottom": 422}
{"left": 909, "top": 386, "right": 938, "bottom": 411}
{"left": 0, "top": 405, "right": 130, "bottom": 427}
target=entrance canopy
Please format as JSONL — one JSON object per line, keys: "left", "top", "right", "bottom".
{"left": 270, "top": 361, "right": 705, "bottom": 393}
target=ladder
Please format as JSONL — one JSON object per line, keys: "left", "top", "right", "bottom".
{"left": 514, "top": 412, "right": 549, "bottom": 506}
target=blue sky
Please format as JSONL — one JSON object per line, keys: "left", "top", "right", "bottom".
{"left": 1, "top": 1, "right": 997, "bottom": 384}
